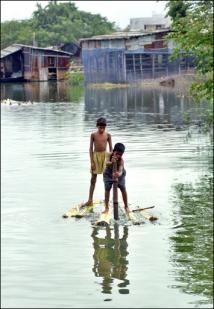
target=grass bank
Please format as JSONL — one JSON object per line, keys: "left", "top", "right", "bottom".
{"left": 88, "top": 73, "right": 198, "bottom": 97}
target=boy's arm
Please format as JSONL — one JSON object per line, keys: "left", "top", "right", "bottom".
{"left": 108, "top": 133, "right": 113, "bottom": 152}
{"left": 105, "top": 152, "right": 112, "bottom": 166}
{"left": 89, "top": 133, "right": 94, "bottom": 163}
{"left": 117, "top": 158, "right": 124, "bottom": 177}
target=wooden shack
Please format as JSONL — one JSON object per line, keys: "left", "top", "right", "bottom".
{"left": 79, "top": 29, "right": 194, "bottom": 83}
{"left": 0, "top": 44, "right": 73, "bottom": 82}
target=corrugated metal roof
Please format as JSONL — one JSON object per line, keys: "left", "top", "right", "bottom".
{"left": 0, "top": 45, "right": 22, "bottom": 58}
{"left": 79, "top": 32, "right": 144, "bottom": 42}
{"left": 1, "top": 44, "right": 73, "bottom": 59}
{"left": 79, "top": 29, "right": 170, "bottom": 42}
{"left": 13, "top": 44, "right": 73, "bottom": 55}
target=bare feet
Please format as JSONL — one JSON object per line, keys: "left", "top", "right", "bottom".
{"left": 125, "top": 207, "right": 131, "bottom": 214}
{"left": 81, "top": 201, "right": 93, "bottom": 208}
{"left": 102, "top": 208, "right": 109, "bottom": 214}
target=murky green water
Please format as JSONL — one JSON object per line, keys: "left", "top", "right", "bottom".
{"left": 1, "top": 82, "right": 213, "bottom": 308}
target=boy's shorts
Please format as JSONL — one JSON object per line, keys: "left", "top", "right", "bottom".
{"left": 103, "top": 169, "right": 126, "bottom": 192}
{"left": 92, "top": 151, "right": 106, "bottom": 174}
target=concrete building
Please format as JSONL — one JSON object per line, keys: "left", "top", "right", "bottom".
{"left": 130, "top": 13, "right": 171, "bottom": 31}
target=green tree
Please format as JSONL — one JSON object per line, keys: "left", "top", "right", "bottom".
{"left": 1, "top": 20, "right": 34, "bottom": 48}
{"left": 1, "top": 0, "right": 116, "bottom": 48}
{"left": 30, "top": 1, "right": 116, "bottom": 46}
{"left": 166, "top": 1, "right": 213, "bottom": 128}
{"left": 165, "top": 0, "right": 190, "bottom": 21}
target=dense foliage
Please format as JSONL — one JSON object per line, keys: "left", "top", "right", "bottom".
{"left": 1, "top": 0, "right": 116, "bottom": 48}
{"left": 66, "top": 71, "right": 84, "bottom": 86}
{"left": 165, "top": 0, "right": 213, "bottom": 128}
{"left": 165, "top": 0, "right": 190, "bottom": 20}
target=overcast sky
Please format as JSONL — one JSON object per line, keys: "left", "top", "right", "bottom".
{"left": 1, "top": 0, "right": 168, "bottom": 29}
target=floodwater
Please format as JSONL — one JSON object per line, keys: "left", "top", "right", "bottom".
{"left": 1, "top": 81, "right": 213, "bottom": 308}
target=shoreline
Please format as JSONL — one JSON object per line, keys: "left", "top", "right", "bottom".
{"left": 88, "top": 73, "right": 198, "bottom": 96}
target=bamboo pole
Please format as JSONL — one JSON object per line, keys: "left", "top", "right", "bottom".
{"left": 112, "top": 160, "right": 119, "bottom": 220}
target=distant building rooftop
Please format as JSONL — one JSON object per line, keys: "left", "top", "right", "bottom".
{"left": 1, "top": 44, "right": 73, "bottom": 59}
{"left": 130, "top": 13, "right": 171, "bottom": 31}
{"left": 1, "top": 44, "right": 22, "bottom": 58}
{"left": 79, "top": 29, "right": 170, "bottom": 43}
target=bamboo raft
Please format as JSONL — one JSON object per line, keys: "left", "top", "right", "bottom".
{"left": 62, "top": 200, "right": 102, "bottom": 218}
{"left": 62, "top": 200, "right": 158, "bottom": 225}
{"left": 94, "top": 212, "right": 111, "bottom": 226}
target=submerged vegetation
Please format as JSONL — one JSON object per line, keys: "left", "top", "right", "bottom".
{"left": 89, "top": 83, "right": 130, "bottom": 89}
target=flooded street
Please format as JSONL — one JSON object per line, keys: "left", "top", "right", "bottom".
{"left": 1, "top": 81, "right": 213, "bottom": 308}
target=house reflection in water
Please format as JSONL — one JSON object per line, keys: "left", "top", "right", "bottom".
{"left": 84, "top": 86, "right": 192, "bottom": 126}
{"left": 91, "top": 224, "right": 129, "bottom": 295}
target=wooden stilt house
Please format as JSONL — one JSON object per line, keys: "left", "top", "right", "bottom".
{"left": 0, "top": 44, "right": 73, "bottom": 82}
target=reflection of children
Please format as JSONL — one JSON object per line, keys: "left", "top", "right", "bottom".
{"left": 84, "top": 117, "right": 112, "bottom": 206}
{"left": 91, "top": 225, "right": 129, "bottom": 295}
{"left": 103, "top": 143, "right": 130, "bottom": 214}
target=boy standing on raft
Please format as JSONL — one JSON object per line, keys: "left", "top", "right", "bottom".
{"left": 83, "top": 117, "right": 113, "bottom": 206}
{"left": 103, "top": 143, "right": 130, "bottom": 214}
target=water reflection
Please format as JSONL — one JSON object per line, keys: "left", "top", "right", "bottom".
{"left": 1, "top": 81, "right": 83, "bottom": 103}
{"left": 1, "top": 81, "right": 207, "bottom": 129}
{"left": 91, "top": 224, "right": 129, "bottom": 295}
{"left": 84, "top": 86, "right": 204, "bottom": 126}
{"left": 1, "top": 80, "right": 212, "bottom": 307}
{"left": 170, "top": 174, "right": 213, "bottom": 306}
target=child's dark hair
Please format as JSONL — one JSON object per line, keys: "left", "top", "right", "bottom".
{"left": 96, "top": 117, "right": 107, "bottom": 126}
{"left": 113, "top": 143, "right": 125, "bottom": 153}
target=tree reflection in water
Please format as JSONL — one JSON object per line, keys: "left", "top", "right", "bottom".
{"left": 170, "top": 174, "right": 213, "bottom": 306}
{"left": 91, "top": 224, "right": 129, "bottom": 295}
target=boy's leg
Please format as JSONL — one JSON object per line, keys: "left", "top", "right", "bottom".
{"left": 103, "top": 170, "right": 112, "bottom": 213}
{"left": 84, "top": 174, "right": 97, "bottom": 206}
{"left": 118, "top": 172, "right": 130, "bottom": 213}
{"left": 103, "top": 190, "right": 110, "bottom": 213}
{"left": 121, "top": 189, "right": 131, "bottom": 213}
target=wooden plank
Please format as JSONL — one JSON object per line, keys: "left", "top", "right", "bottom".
{"left": 62, "top": 200, "right": 102, "bottom": 218}
{"left": 120, "top": 204, "right": 158, "bottom": 224}
{"left": 75, "top": 204, "right": 95, "bottom": 218}
{"left": 94, "top": 212, "right": 111, "bottom": 226}
{"left": 119, "top": 203, "right": 142, "bottom": 225}
{"left": 126, "top": 211, "right": 142, "bottom": 225}
{"left": 140, "top": 209, "right": 158, "bottom": 221}
{"left": 62, "top": 205, "right": 80, "bottom": 218}
{"left": 132, "top": 206, "right": 155, "bottom": 212}
{"left": 131, "top": 206, "right": 158, "bottom": 221}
